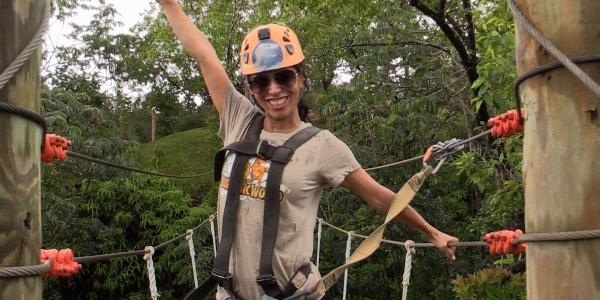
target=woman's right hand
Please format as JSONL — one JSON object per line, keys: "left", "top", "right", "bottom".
{"left": 156, "top": 0, "right": 175, "bottom": 6}
{"left": 154, "top": 0, "right": 230, "bottom": 115}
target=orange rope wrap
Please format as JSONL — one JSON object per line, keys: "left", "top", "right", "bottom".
{"left": 41, "top": 134, "right": 71, "bottom": 163}
{"left": 487, "top": 109, "right": 525, "bottom": 138}
{"left": 41, "top": 249, "right": 82, "bottom": 277}
{"left": 483, "top": 229, "right": 526, "bottom": 255}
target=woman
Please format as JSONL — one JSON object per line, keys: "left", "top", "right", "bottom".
{"left": 157, "top": 1, "right": 459, "bottom": 299}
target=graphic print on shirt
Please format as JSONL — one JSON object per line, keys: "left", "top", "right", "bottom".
{"left": 220, "top": 153, "right": 290, "bottom": 202}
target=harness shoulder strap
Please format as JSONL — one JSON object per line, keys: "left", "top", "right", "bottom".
{"left": 257, "top": 126, "right": 321, "bottom": 298}
{"left": 213, "top": 113, "right": 264, "bottom": 181}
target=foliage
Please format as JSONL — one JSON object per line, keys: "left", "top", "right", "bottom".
{"left": 452, "top": 268, "right": 526, "bottom": 300}
{"left": 471, "top": 0, "right": 518, "bottom": 116}
{"left": 40, "top": 86, "right": 216, "bottom": 299}
{"left": 39, "top": 0, "right": 527, "bottom": 298}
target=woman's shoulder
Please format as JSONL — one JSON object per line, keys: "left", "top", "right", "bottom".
{"left": 304, "top": 126, "right": 354, "bottom": 156}
{"left": 311, "top": 127, "right": 345, "bottom": 144}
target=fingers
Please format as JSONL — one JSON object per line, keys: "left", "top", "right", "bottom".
{"left": 444, "top": 238, "right": 458, "bottom": 261}
{"left": 445, "top": 246, "right": 456, "bottom": 261}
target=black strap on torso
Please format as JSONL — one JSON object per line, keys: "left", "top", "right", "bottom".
{"left": 255, "top": 123, "right": 321, "bottom": 298}
{"left": 187, "top": 113, "right": 321, "bottom": 300}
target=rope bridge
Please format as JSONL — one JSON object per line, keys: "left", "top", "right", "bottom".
{"left": 2, "top": 211, "right": 599, "bottom": 299}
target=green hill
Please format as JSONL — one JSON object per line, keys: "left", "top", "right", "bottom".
{"left": 136, "top": 116, "right": 329, "bottom": 201}
{"left": 138, "top": 127, "right": 222, "bottom": 201}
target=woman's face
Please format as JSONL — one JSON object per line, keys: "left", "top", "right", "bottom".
{"left": 247, "top": 67, "right": 304, "bottom": 120}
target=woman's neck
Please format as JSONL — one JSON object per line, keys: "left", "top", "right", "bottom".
{"left": 262, "top": 114, "right": 302, "bottom": 134}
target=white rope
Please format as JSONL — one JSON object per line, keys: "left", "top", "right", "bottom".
{"left": 186, "top": 230, "right": 199, "bottom": 289}
{"left": 316, "top": 218, "right": 323, "bottom": 269}
{"left": 0, "top": 0, "right": 51, "bottom": 91}
{"left": 143, "top": 246, "right": 160, "bottom": 300}
{"left": 507, "top": 0, "right": 600, "bottom": 101}
{"left": 402, "top": 240, "right": 416, "bottom": 300}
{"left": 210, "top": 215, "right": 217, "bottom": 258}
{"left": 343, "top": 231, "right": 353, "bottom": 300}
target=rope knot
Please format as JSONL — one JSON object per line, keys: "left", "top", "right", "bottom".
{"left": 404, "top": 240, "right": 416, "bottom": 255}
{"left": 143, "top": 246, "right": 155, "bottom": 260}
{"left": 186, "top": 229, "right": 194, "bottom": 240}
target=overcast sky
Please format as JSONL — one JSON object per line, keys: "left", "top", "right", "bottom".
{"left": 47, "top": 0, "right": 153, "bottom": 52}
{"left": 44, "top": 1, "right": 155, "bottom": 98}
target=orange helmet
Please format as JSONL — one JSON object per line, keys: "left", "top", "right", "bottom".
{"left": 240, "top": 23, "right": 305, "bottom": 76}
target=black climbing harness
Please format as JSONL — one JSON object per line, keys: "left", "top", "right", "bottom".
{"left": 185, "top": 113, "right": 321, "bottom": 300}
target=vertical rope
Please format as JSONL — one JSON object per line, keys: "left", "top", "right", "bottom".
{"left": 402, "top": 240, "right": 415, "bottom": 300}
{"left": 186, "top": 229, "right": 199, "bottom": 288}
{"left": 210, "top": 215, "right": 217, "bottom": 258}
{"left": 343, "top": 231, "right": 353, "bottom": 300}
{"left": 143, "top": 246, "right": 160, "bottom": 300}
{"left": 316, "top": 218, "right": 323, "bottom": 269}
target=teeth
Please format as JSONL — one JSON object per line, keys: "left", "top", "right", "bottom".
{"left": 268, "top": 98, "right": 287, "bottom": 106}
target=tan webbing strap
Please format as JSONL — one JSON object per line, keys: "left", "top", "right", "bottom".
{"left": 310, "top": 166, "right": 433, "bottom": 298}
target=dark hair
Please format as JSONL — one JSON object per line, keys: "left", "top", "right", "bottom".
{"left": 298, "top": 98, "right": 310, "bottom": 122}
{"left": 296, "top": 64, "right": 310, "bottom": 122}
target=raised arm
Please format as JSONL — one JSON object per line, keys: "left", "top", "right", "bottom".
{"left": 157, "top": 0, "right": 230, "bottom": 115}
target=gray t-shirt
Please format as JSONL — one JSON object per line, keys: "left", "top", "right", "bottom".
{"left": 216, "top": 83, "right": 361, "bottom": 299}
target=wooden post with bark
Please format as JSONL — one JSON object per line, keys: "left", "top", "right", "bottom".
{"left": 0, "top": 0, "right": 44, "bottom": 299}
{"left": 515, "top": 0, "right": 600, "bottom": 299}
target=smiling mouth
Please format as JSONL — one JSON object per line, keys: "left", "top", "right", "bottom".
{"left": 267, "top": 97, "right": 288, "bottom": 108}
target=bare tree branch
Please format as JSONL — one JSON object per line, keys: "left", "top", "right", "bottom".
{"left": 408, "top": 0, "right": 475, "bottom": 82}
{"left": 462, "top": 0, "right": 477, "bottom": 55}
{"left": 408, "top": 0, "right": 489, "bottom": 126}
{"left": 439, "top": 0, "right": 447, "bottom": 18}
{"left": 444, "top": 14, "right": 466, "bottom": 40}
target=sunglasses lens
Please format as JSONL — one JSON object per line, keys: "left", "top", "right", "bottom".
{"left": 249, "top": 70, "right": 298, "bottom": 94}
{"left": 274, "top": 70, "right": 297, "bottom": 87}
{"left": 249, "top": 76, "right": 270, "bottom": 94}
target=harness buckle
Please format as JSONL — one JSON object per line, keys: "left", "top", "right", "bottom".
{"left": 256, "top": 139, "right": 268, "bottom": 158}
{"left": 274, "top": 146, "right": 294, "bottom": 163}
{"left": 211, "top": 269, "right": 233, "bottom": 281}
{"left": 256, "top": 274, "right": 278, "bottom": 286}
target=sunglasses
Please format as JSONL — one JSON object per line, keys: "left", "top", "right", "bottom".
{"left": 248, "top": 69, "right": 299, "bottom": 94}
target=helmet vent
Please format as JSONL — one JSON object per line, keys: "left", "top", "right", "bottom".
{"left": 285, "top": 44, "right": 294, "bottom": 54}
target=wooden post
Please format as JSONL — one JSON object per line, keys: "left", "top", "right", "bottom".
{"left": 0, "top": 0, "right": 44, "bottom": 299}
{"left": 515, "top": 0, "right": 600, "bottom": 299}
{"left": 151, "top": 109, "right": 157, "bottom": 144}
